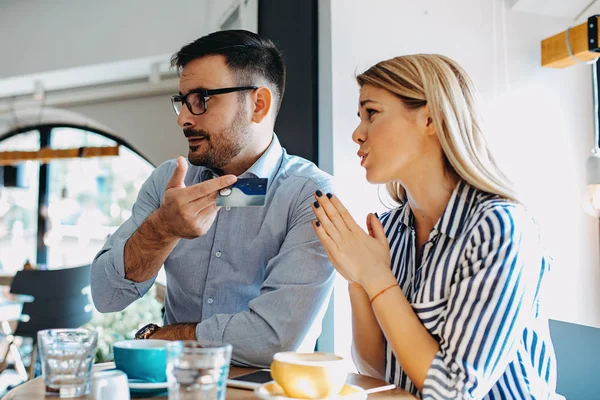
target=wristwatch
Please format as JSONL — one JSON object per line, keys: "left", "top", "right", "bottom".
{"left": 135, "top": 323, "right": 161, "bottom": 339}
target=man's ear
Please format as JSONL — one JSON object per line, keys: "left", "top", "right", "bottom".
{"left": 251, "top": 86, "right": 272, "bottom": 124}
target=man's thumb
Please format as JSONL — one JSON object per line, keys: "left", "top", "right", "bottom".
{"left": 166, "top": 156, "right": 188, "bottom": 189}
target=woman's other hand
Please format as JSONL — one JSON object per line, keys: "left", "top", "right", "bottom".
{"left": 311, "top": 191, "right": 395, "bottom": 293}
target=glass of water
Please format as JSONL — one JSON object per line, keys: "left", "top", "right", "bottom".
{"left": 166, "top": 341, "right": 232, "bottom": 400}
{"left": 37, "top": 328, "right": 98, "bottom": 398}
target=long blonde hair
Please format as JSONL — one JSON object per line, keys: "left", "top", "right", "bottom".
{"left": 356, "top": 54, "right": 518, "bottom": 204}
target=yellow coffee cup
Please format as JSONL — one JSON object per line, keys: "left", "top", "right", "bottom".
{"left": 270, "top": 352, "right": 347, "bottom": 399}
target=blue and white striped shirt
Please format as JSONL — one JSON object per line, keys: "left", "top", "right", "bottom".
{"left": 380, "top": 180, "right": 557, "bottom": 399}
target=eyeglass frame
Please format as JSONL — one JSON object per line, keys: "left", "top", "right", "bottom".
{"left": 170, "top": 86, "right": 258, "bottom": 116}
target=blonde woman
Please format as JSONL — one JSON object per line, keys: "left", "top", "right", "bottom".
{"left": 311, "top": 54, "right": 558, "bottom": 399}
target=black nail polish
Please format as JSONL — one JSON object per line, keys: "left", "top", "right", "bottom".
{"left": 314, "top": 201, "right": 320, "bottom": 208}
{"left": 316, "top": 221, "right": 321, "bottom": 227}
{"left": 315, "top": 190, "right": 323, "bottom": 197}
{"left": 375, "top": 212, "right": 379, "bottom": 219}
{"left": 326, "top": 193, "right": 333, "bottom": 199}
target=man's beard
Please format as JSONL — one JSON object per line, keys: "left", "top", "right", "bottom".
{"left": 184, "top": 109, "right": 252, "bottom": 170}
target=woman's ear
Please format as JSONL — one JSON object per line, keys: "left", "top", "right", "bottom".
{"left": 251, "top": 86, "right": 273, "bottom": 124}
{"left": 419, "top": 105, "right": 436, "bottom": 136}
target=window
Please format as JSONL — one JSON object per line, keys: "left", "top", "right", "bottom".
{"left": 0, "top": 131, "right": 40, "bottom": 272}
{"left": 0, "top": 125, "right": 153, "bottom": 272}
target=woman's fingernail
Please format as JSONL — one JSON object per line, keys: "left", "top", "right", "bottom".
{"left": 326, "top": 193, "right": 333, "bottom": 199}
{"left": 375, "top": 212, "right": 379, "bottom": 219}
{"left": 314, "top": 201, "right": 320, "bottom": 208}
{"left": 315, "top": 190, "right": 323, "bottom": 197}
{"left": 316, "top": 221, "right": 321, "bottom": 227}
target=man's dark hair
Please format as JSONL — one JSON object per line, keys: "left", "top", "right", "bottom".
{"left": 171, "top": 30, "right": 286, "bottom": 116}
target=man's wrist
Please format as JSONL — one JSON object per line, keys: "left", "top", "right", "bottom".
{"left": 144, "top": 323, "right": 198, "bottom": 340}
{"left": 148, "top": 210, "right": 177, "bottom": 242}
{"left": 135, "top": 323, "right": 161, "bottom": 339}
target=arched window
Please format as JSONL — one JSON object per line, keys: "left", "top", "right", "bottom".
{"left": 0, "top": 124, "right": 154, "bottom": 272}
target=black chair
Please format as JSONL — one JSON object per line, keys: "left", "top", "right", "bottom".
{"left": 0, "top": 265, "right": 93, "bottom": 380}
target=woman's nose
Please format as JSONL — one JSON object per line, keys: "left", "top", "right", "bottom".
{"left": 352, "top": 124, "right": 366, "bottom": 144}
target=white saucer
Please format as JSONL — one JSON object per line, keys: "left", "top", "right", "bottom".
{"left": 254, "top": 381, "right": 367, "bottom": 399}
{"left": 128, "top": 379, "right": 168, "bottom": 390}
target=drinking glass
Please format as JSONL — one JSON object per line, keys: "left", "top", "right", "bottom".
{"left": 37, "top": 328, "right": 98, "bottom": 398}
{"left": 166, "top": 341, "right": 232, "bottom": 400}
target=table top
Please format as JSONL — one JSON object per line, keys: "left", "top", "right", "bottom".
{"left": 3, "top": 362, "right": 418, "bottom": 399}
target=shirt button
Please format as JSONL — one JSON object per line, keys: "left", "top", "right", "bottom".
{"left": 207, "top": 297, "right": 214, "bottom": 304}
{"left": 225, "top": 206, "right": 231, "bottom": 211}
{"left": 215, "top": 251, "right": 222, "bottom": 258}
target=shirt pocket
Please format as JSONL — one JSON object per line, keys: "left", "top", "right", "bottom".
{"left": 411, "top": 297, "right": 448, "bottom": 338}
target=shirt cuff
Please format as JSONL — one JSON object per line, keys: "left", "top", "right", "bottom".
{"left": 195, "top": 314, "right": 233, "bottom": 342}
{"left": 107, "top": 237, "right": 155, "bottom": 296}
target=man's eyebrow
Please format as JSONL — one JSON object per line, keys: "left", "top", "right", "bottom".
{"left": 179, "top": 87, "right": 208, "bottom": 96}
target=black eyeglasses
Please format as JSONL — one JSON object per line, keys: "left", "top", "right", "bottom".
{"left": 171, "top": 86, "right": 258, "bottom": 116}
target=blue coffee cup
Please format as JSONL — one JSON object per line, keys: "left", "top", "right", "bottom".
{"left": 113, "top": 339, "right": 169, "bottom": 382}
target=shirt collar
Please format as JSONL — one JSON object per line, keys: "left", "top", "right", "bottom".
{"left": 240, "top": 133, "right": 283, "bottom": 189}
{"left": 433, "top": 180, "right": 479, "bottom": 239}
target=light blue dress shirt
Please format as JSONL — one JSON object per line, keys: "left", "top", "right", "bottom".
{"left": 91, "top": 134, "right": 335, "bottom": 367}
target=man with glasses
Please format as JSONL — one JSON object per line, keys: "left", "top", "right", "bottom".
{"left": 90, "top": 30, "right": 335, "bottom": 367}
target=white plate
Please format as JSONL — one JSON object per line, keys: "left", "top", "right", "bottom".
{"left": 254, "top": 381, "right": 367, "bottom": 400}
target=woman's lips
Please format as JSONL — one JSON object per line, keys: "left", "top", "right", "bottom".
{"left": 359, "top": 153, "right": 368, "bottom": 166}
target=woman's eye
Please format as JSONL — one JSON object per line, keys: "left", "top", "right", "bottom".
{"left": 366, "top": 109, "right": 377, "bottom": 119}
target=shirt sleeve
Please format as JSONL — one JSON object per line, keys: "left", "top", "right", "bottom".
{"left": 90, "top": 161, "right": 175, "bottom": 313}
{"left": 422, "top": 205, "right": 546, "bottom": 399}
{"left": 195, "top": 177, "right": 336, "bottom": 367}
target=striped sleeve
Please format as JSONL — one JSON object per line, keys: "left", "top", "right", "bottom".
{"left": 422, "top": 206, "right": 543, "bottom": 400}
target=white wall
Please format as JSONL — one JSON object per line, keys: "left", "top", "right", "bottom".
{"left": 320, "top": 0, "right": 600, "bottom": 360}
{"left": 0, "top": 0, "right": 254, "bottom": 79}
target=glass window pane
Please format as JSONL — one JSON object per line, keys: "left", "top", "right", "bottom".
{"left": 47, "top": 127, "right": 153, "bottom": 268}
{"left": 0, "top": 131, "right": 40, "bottom": 273}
